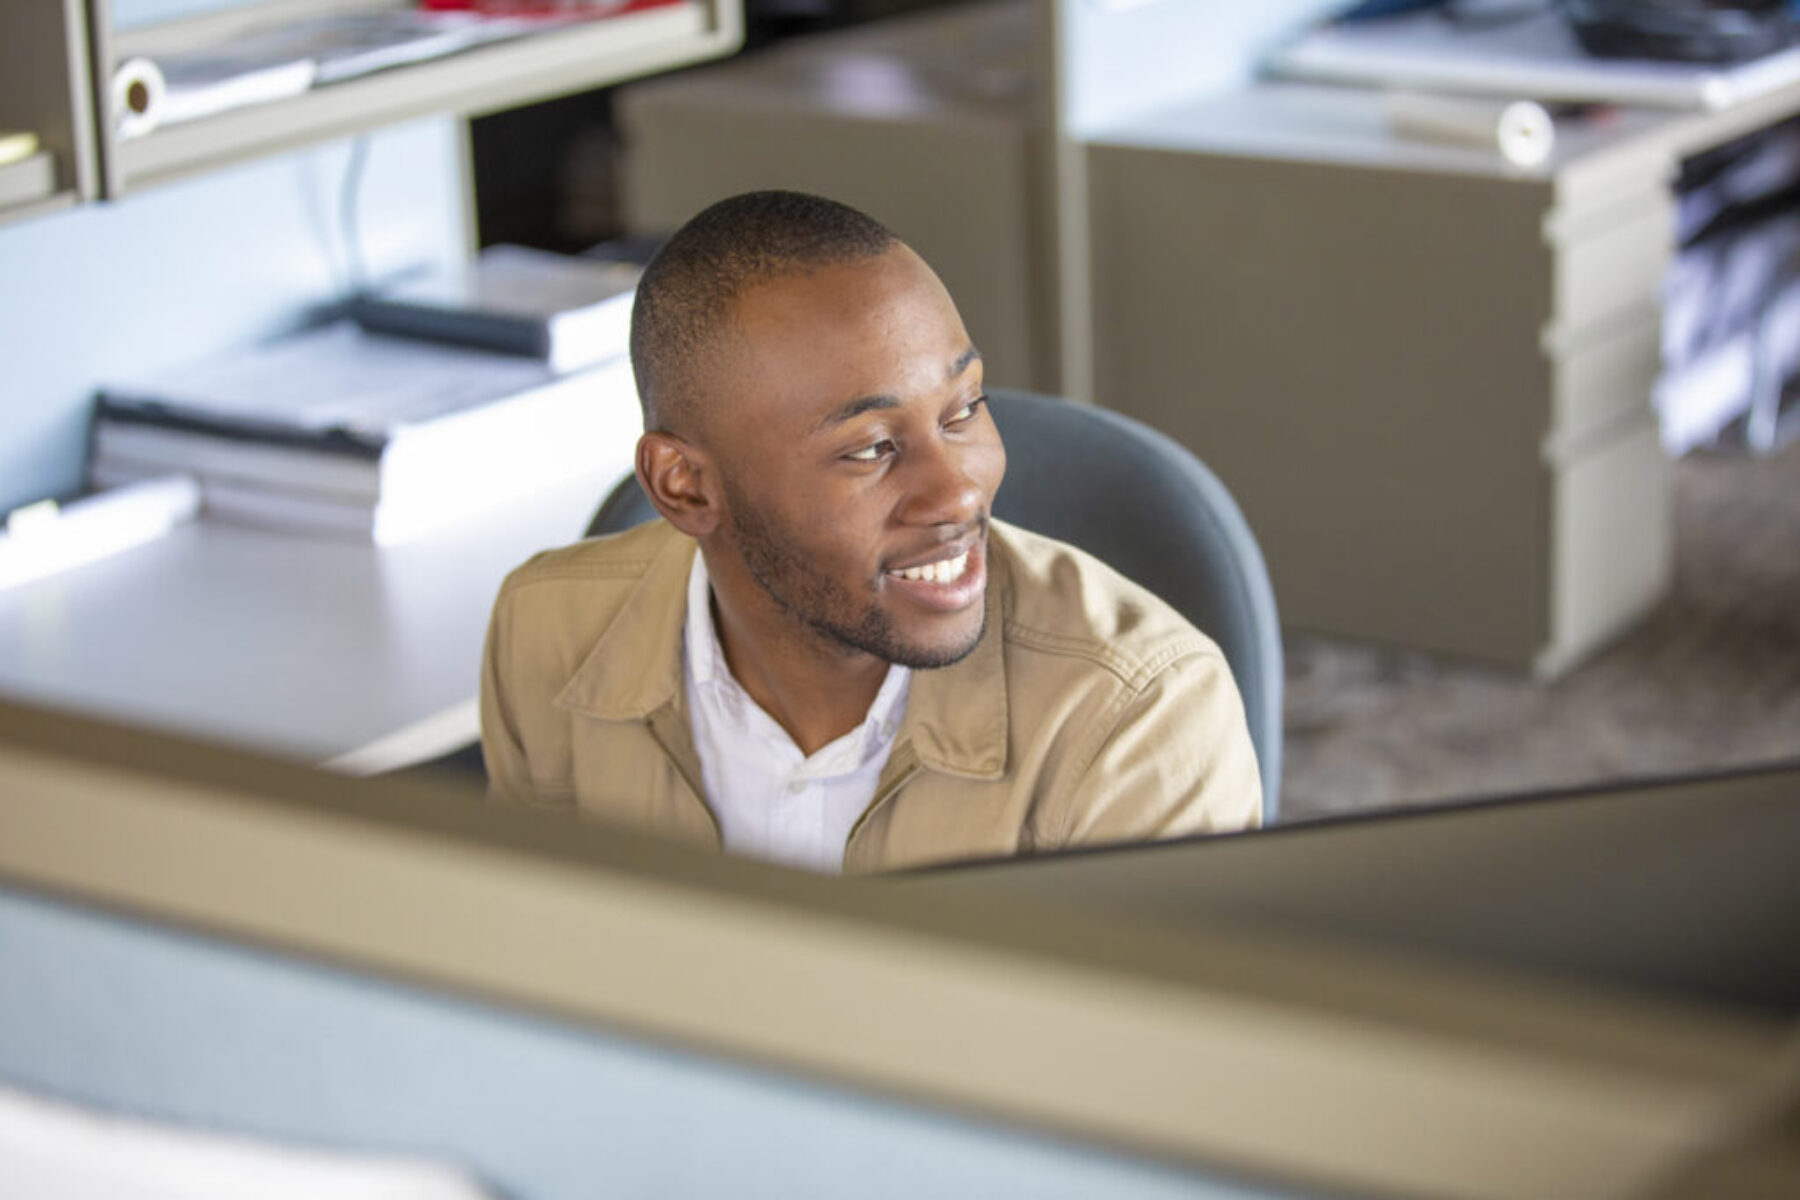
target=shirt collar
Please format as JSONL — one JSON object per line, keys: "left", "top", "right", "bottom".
{"left": 684, "top": 549, "right": 911, "bottom": 766}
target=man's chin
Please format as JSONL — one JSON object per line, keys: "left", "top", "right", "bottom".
{"left": 885, "top": 609, "right": 988, "bottom": 670}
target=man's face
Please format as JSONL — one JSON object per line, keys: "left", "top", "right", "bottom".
{"left": 704, "top": 245, "right": 1005, "bottom": 669}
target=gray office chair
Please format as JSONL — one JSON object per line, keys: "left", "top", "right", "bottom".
{"left": 588, "top": 390, "right": 1284, "bottom": 819}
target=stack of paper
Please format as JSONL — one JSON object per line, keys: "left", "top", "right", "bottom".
{"left": 0, "top": 1083, "right": 494, "bottom": 1200}
{"left": 153, "top": 48, "right": 318, "bottom": 128}
{"left": 126, "top": 10, "right": 543, "bottom": 133}
{"left": 1266, "top": 6, "right": 1800, "bottom": 111}
{"left": 351, "top": 245, "right": 642, "bottom": 374}
{"left": 90, "top": 322, "right": 641, "bottom": 544}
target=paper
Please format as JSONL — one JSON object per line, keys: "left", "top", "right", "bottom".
{"left": 97, "top": 323, "right": 559, "bottom": 445}
{"left": 111, "top": 57, "right": 167, "bottom": 140}
{"left": 389, "top": 245, "right": 641, "bottom": 318}
{"left": 0, "top": 475, "right": 200, "bottom": 591}
{"left": 1269, "top": 8, "right": 1800, "bottom": 111}
{"left": 1384, "top": 91, "right": 1554, "bottom": 167}
{"left": 154, "top": 52, "right": 318, "bottom": 129}
{"left": 0, "top": 1083, "right": 494, "bottom": 1200}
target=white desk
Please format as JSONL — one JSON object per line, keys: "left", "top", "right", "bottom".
{"left": 0, "top": 468, "right": 624, "bottom": 773}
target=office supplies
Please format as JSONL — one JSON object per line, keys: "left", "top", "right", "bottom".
{"left": 265, "top": 12, "right": 519, "bottom": 86}
{"left": 148, "top": 47, "right": 317, "bottom": 132}
{"left": 91, "top": 418, "right": 383, "bottom": 502}
{"left": 91, "top": 323, "right": 641, "bottom": 544}
{"left": 0, "top": 474, "right": 200, "bottom": 592}
{"left": 1563, "top": 0, "right": 1798, "bottom": 65}
{"left": 350, "top": 244, "right": 641, "bottom": 373}
{"left": 0, "top": 129, "right": 38, "bottom": 166}
{"left": 75, "top": 0, "right": 743, "bottom": 199}
{"left": 1268, "top": 5, "right": 1800, "bottom": 110}
{"left": 0, "top": 149, "right": 54, "bottom": 210}
{"left": 1382, "top": 90, "right": 1555, "bottom": 167}
{"left": 0, "top": 1085, "right": 494, "bottom": 1200}
{"left": 110, "top": 57, "right": 169, "bottom": 139}
{"left": 85, "top": 463, "right": 508, "bottom": 545}
{"left": 109, "top": 12, "right": 542, "bottom": 140}
{"left": 421, "top": 0, "right": 683, "bottom": 16}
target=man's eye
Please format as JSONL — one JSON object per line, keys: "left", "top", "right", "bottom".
{"left": 946, "top": 395, "right": 988, "bottom": 426}
{"left": 846, "top": 439, "right": 895, "bottom": 463}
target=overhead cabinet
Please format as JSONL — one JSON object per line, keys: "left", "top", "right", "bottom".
{"left": 85, "top": 0, "right": 743, "bottom": 198}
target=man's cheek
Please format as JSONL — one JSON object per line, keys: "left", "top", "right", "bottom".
{"left": 977, "top": 441, "right": 1007, "bottom": 503}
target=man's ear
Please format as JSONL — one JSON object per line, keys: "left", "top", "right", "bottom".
{"left": 637, "top": 432, "right": 720, "bottom": 538}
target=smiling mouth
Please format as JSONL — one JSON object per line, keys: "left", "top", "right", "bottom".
{"left": 886, "top": 550, "right": 970, "bottom": 585}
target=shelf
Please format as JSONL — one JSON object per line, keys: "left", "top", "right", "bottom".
{"left": 0, "top": 0, "right": 100, "bottom": 224}
{"left": 91, "top": 0, "right": 743, "bottom": 197}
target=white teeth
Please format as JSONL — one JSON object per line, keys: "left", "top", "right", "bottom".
{"left": 893, "top": 551, "right": 968, "bottom": 584}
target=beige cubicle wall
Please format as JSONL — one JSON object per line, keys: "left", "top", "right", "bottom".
{"left": 615, "top": 0, "right": 1058, "bottom": 392}
{"left": 2, "top": 696, "right": 1797, "bottom": 1200}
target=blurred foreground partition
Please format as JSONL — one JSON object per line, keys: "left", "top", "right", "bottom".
{"left": 0, "top": 696, "right": 1796, "bottom": 1199}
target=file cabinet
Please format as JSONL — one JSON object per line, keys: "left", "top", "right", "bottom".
{"left": 1086, "top": 84, "right": 1690, "bottom": 675}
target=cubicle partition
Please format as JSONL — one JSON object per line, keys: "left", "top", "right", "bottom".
{"left": 2, "top": 696, "right": 1796, "bottom": 1199}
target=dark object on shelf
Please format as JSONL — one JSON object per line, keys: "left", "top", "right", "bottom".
{"left": 1338, "top": 0, "right": 1452, "bottom": 20}
{"left": 351, "top": 244, "right": 639, "bottom": 373}
{"left": 581, "top": 231, "right": 666, "bottom": 265}
{"left": 1562, "top": 0, "right": 1799, "bottom": 64}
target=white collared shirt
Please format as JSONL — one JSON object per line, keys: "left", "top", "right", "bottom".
{"left": 682, "top": 552, "right": 911, "bottom": 874}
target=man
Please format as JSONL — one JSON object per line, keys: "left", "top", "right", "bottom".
{"left": 481, "top": 191, "right": 1260, "bottom": 873}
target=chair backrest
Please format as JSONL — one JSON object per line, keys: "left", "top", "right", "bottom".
{"left": 589, "top": 389, "right": 1283, "bottom": 820}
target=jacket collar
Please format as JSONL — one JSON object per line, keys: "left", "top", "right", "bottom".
{"left": 555, "top": 521, "right": 1010, "bottom": 781}
{"left": 556, "top": 525, "right": 696, "bottom": 721}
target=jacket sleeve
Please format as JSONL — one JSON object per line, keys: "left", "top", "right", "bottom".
{"left": 1045, "top": 647, "right": 1263, "bottom": 849}
{"left": 479, "top": 586, "right": 536, "bottom": 804}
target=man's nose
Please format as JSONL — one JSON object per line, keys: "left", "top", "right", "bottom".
{"left": 898, "top": 437, "right": 984, "bottom": 527}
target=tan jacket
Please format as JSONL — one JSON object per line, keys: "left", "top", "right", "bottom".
{"left": 481, "top": 518, "right": 1261, "bottom": 872}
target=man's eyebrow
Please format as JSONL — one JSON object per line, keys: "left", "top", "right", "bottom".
{"left": 810, "top": 346, "right": 985, "bottom": 436}
{"left": 948, "top": 345, "right": 982, "bottom": 379}
{"left": 812, "top": 393, "right": 901, "bottom": 435}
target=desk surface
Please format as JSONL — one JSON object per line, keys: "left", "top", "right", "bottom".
{"left": 1093, "top": 78, "right": 1800, "bottom": 207}
{"left": 0, "top": 469, "right": 622, "bottom": 772}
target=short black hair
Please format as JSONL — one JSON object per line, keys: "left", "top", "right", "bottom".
{"left": 629, "top": 190, "right": 898, "bottom": 435}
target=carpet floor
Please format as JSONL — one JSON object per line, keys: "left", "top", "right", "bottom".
{"left": 1278, "top": 438, "right": 1800, "bottom": 821}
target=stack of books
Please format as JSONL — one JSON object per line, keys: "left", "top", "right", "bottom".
{"left": 350, "top": 244, "right": 642, "bottom": 374}
{"left": 89, "top": 321, "right": 641, "bottom": 545}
